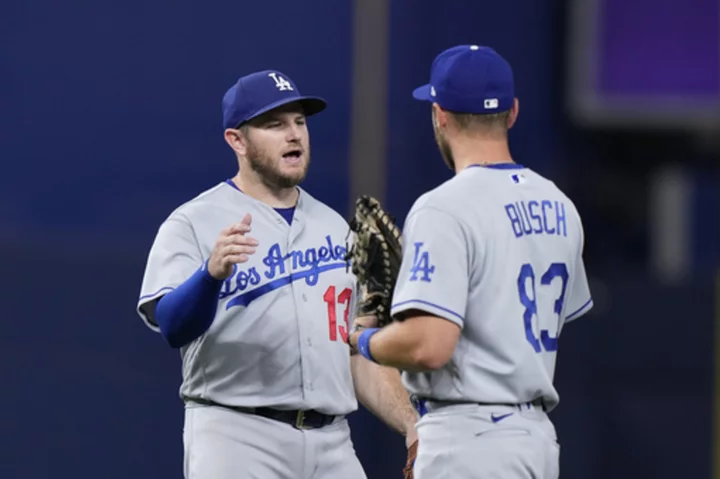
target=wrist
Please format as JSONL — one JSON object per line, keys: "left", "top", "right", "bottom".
{"left": 203, "top": 260, "right": 226, "bottom": 282}
{"left": 357, "top": 327, "right": 380, "bottom": 363}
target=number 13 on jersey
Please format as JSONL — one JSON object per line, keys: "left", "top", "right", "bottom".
{"left": 517, "top": 262, "right": 569, "bottom": 353}
{"left": 323, "top": 286, "right": 352, "bottom": 343}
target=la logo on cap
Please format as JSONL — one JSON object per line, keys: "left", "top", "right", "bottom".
{"left": 268, "top": 72, "right": 293, "bottom": 91}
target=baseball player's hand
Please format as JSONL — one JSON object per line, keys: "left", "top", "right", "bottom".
{"left": 353, "top": 314, "right": 378, "bottom": 331}
{"left": 207, "top": 213, "right": 258, "bottom": 280}
{"left": 348, "top": 315, "right": 378, "bottom": 353}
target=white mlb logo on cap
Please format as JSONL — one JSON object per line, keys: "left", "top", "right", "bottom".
{"left": 484, "top": 98, "right": 499, "bottom": 109}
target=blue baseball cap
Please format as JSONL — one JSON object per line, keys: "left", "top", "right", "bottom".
{"left": 222, "top": 70, "right": 327, "bottom": 129}
{"left": 412, "top": 45, "right": 515, "bottom": 114}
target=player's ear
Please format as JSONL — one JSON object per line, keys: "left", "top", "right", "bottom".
{"left": 224, "top": 128, "right": 248, "bottom": 155}
{"left": 507, "top": 98, "right": 520, "bottom": 129}
{"left": 432, "top": 103, "right": 448, "bottom": 129}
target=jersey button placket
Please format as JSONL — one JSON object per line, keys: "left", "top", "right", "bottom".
{"left": 289, "top": 238, "right": 314, "bottom": 398}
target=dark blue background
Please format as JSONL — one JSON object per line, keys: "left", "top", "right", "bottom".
{"left": 1, "top": 1, "right": 716, "bottom": 478}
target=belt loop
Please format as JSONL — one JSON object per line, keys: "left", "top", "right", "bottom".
{"left": 295, "top": 410, "right": 309, "bottom": 429}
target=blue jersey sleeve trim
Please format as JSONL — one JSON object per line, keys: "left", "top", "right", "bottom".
{"left": 138, "top": 286, "right": 176, "bottom": 303}
{"left": 565, "top": 298, "right": 593, "bottom": 322}
{"left": 391, "top": 299, "right": 464, "bottom": 323}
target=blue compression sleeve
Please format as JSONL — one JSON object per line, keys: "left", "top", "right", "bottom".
{"left": 154, "top": 265, "right": 222, "bottom": 348}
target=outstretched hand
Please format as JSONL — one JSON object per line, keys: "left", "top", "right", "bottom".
{"left": 207, "top": 213, "right": 258, "bottom": 280}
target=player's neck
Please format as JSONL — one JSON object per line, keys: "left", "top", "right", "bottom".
{"left": 231, "top": 173, "right": 299, "bottom": 208}
{"left": 450, "top": 136, "right": 514, "bottom": 173}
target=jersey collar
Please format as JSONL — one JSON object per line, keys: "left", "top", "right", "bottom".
{"left": 466, "top": 163, "right": 524, "bottom": 170}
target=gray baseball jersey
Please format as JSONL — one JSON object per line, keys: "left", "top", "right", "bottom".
{"left": 136, "top": 181, "right": 358, "bottom": 416}
{"left": 391, "top": 164, "right": 593, "bottom": 411}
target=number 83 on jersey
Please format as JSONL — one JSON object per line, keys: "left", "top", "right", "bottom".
{"left": 517, "top": 262, "right": 568, "bottom": 353}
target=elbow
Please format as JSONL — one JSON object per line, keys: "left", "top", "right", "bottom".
{"left": 159, "top": 319, "right": 211, "bottom": 349}
{"left": 413, "top": 356, "right": 448, "bottom": 372}
{"left": 411, "top": 345, "right": 452, "bottom": 371}
{"left": 159, "top": 325, "right": 188, "bottom": 349}
{"left": 157, "top": 314, "right": 198, "bottom": 349}
{"left": 155, "top": 303, "right": 202, "bottom": 349}
{"left": 155, "top": 314, "right": 182, "bottom": 348}
{"left": 154, "top": 299, "right": 185, "bottom": 348}
{"left": 163, "top": 333, "right": 187, "bottom": 349}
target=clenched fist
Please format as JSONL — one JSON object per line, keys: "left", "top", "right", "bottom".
{"left": 208, "top": 213, "right": 258, "bottom": 280}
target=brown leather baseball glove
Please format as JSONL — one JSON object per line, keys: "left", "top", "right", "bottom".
{"left": 345, "top": 195, "right": 403, "bottom": 327}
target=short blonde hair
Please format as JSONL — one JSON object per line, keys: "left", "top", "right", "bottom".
{"left": 449, "top": 110, "right": 511, "bottom": 136}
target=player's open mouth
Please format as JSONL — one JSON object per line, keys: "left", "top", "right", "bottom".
{"left": 282, "top": 150, "right": 303, "bottom": 163}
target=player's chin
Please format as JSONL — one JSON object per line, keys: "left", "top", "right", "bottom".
{"left": 278, "top": 161, "right": 308, "bottom": 179}
{"left": 275, "top": 169, "right": 307, "bottom": 188}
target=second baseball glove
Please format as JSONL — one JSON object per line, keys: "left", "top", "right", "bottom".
{"left": 345, "top": 195, "right": 403, "bottom": 327}
{"left": 403, "top": 439, "right": 418, "bottom": 479}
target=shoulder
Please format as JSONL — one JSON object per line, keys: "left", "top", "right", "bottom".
{"left": 159, "top": 182, "right": 237, "bottom": 227}
{"left": 406, "top": 176, "right": 464, "bottom": 221}
{"left": 298, "top": 188, "right": 350, "bottom": 230}
{"left": 399, "top": 180, "right": 475, "bottom": 247}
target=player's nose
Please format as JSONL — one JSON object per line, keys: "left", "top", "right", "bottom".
{"left": 285, "top": 123, "right": 303, "bottom": 142}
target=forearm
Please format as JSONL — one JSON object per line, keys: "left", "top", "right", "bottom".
{"left": 155, "top": 265, "right": 222, "bottom": 348}
{"left": 351, "top": 354, "right": 418, "bottom": 443}
{"left": 362, "top": 321, "right": 437, "bottom": 372}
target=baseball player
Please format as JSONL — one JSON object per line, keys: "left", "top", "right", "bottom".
{"left": 349, "top": 45, "right": 593, "bottom": 478}
{"left": 136, "top": 70, "right": 418, "bottom": 479}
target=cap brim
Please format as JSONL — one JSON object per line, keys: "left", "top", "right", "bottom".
{"left": 245, "top": 96, "right": 328, "bottom": 124}
{"left": 412, "top": 84, "right": 433, "bottom": 101}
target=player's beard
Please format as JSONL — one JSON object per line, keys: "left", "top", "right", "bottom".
{"left": 245, "top": 140, "right": 310, "bottom": 190}
{"left": 433, "top": 112, "right": 455, "bottom": 171}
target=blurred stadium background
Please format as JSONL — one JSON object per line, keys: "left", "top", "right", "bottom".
{"left": 2, "top": 0, "right": 719, "bottom": 478}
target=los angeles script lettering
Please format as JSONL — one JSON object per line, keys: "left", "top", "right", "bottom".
{"left": 219, "top": 235, "right": 347, "bottom": 299}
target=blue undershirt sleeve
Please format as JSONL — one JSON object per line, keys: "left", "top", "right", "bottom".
{"left": 154, "top": 265, "right": 223, "bottom": 348}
